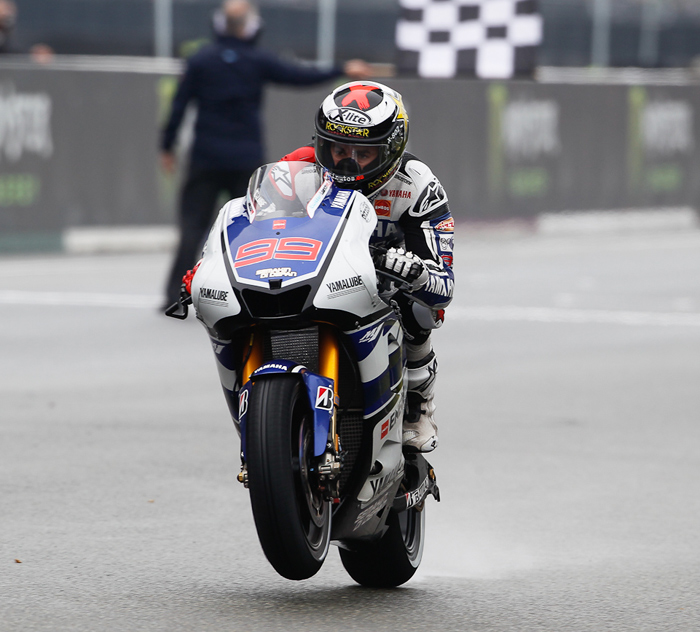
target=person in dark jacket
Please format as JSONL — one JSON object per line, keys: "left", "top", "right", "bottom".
{"left": 160, "top": 0, "right": 371, "bottom": 308}
{"left": 0, "top": 0, "right": 16, "bottom": 54}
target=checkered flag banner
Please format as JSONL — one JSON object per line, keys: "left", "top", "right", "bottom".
{"left": 396, "top": 0, "right": 543, "bottom": 79}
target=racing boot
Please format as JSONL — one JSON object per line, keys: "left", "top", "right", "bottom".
{"left": 403, "top": 339, "right": 439, "bottom": 452}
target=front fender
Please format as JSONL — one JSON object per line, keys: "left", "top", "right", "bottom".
{"left": 239, "top": 360, "right": 335, "bottom": 460}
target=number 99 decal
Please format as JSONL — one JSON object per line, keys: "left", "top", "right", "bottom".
{"left": 234, "top": 237, "right": 323, "bottom": 268}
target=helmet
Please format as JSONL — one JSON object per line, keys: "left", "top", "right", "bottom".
{"left": 314, "top": 81, "right": 409, "bottom": 196}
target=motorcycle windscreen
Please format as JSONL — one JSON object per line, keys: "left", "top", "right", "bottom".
{"left": 245, "top": 161, "right": 328, "bottom": 222}
{"left": 228, "top": 161, "right": 350, "bottom": 288}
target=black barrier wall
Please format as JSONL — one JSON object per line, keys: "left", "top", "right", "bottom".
{"left": 0, "top": 65, "right": 168, "bottom": 248}
{"left": 1, "top": 63, "right": 699, "bottom": 248}
{"left": 265, "top": 80, "right": 700, "bottom": 220}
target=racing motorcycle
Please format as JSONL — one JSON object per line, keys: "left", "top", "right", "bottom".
{"left": 167, "top": 161, "right": 439, "bottom": 586}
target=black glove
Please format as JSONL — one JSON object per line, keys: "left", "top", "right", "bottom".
{"left": 374, "top": 247, "right": 429, "bottom": 294}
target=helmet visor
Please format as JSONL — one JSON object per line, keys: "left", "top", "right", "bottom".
{"left": 316, "top": 138, "right": 387, "bottom": 177}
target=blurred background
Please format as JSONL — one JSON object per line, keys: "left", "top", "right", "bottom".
{"left": 3, "top": 5, "right": 700, "bottom": 625}
{"left": 6, "top": 0, "right": 700, "bottom": 67}
{"left": 2, "top": 0, "right": 700, "bottom": 255}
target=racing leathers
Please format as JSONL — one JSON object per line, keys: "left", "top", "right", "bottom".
{"left": 283, "top": 146, "right": 455, "bottom": 452}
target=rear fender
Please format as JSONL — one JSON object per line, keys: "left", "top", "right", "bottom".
{"left": 239, "top": 360, "right": 335, "bottom": 460}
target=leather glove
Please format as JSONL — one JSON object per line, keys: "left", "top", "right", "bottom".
{"left": 375, "top": 247, "right": 429, "bottom": 294}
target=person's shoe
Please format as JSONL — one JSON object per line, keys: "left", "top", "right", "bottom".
{"left": 403, "top": 341, "right": 439, "bottom": 452}
{"left": 403, "top": 391, "right": 438, "bottom": 452}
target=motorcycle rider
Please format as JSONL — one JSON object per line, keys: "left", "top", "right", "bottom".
{"left": 283, "top": 81, "right": 454, "bottom": 453}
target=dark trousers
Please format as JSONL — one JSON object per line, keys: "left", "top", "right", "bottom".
{"left": 164, "top": 167, "right": 253, "bottom": 305}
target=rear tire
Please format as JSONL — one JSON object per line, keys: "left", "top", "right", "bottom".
{"left": 246, "top": 375, "right": 331, "bottom": 580}
{"left": 339, "top": 506, "right": 425, "bottom": 587}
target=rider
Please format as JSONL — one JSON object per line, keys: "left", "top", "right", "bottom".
{"left": 283, "top": 81, "right": 454, "bottom": 453}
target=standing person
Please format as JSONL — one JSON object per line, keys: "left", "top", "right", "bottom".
{"left": 0, "top": 0, "right": 16, "bottom": 54}
{"left": 160, "top": 0, "right": 371, "bottom": 309}
{"left": 282, "top": 81, "right": 454, "bottom": 453}
{"left": 0, "top": 0, "right": 53, "bottom": 60}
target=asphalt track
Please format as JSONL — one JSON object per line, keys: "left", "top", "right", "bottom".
{"left": 2, "top": 228, "right": 700, "bottom": 631}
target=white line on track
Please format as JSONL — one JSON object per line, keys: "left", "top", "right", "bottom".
{"left": 0, "top": 291, "right": 161, "bottom": 309}
{"left": 449, "top": 306, "right": 700, "bottom": 327}
{"left": 3, "top": 292, "right": 700, "bottom": 327}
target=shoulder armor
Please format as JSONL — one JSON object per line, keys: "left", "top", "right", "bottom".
{"left": 402, "top": 159, "right": 449, "bottom": 218}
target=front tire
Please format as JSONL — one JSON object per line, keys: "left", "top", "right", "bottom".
{"left": 339, "top": 506, "right": 425, "bottom": 587}
{"left": 246, "top": 375, "right": 331, "bottom": 580}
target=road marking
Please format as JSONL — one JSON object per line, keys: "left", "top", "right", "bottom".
{"left": 3, "top": 292, "right": 700, "bottom": 327}
{"left": 449, "top": 306, "right": 700, "bottom": 327}
{"left": 0, "top": 291, "right": 161, "bottom": 309}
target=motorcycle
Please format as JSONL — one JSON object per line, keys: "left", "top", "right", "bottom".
{"left": 167, "top": 161, "right": 439, "bottom": 586}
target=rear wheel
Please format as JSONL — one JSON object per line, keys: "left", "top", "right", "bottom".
{"left": 246, "top": 375, "right": 331, "bottom": 580}
{"left": 339, "top": 505, "right": 425, "bottom": 587}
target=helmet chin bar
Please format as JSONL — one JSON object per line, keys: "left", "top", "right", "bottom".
{"left": 333, "top": 155, "right": 381, "bottom": 178}
{"left": 334, "top": 157, "right": 362, "bottom": 176}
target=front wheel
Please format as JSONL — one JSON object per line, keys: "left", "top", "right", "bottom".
{"left": 339, "top": 506, "right": 425, "bottom": 587}
{"left": 246, "top": 375, "right": 331, "bottom": 580}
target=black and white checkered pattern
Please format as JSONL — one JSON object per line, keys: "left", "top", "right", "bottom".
{"left": 396, "top": 0, "right": 543, "bottom": 79}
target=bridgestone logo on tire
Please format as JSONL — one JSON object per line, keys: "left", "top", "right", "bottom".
{"left": 315, "top": 386, "right": 333, "bottom": 411}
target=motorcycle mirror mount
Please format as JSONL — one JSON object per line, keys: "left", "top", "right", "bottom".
{"left": 306, "top": 170, "right": 334, "bottom": 218}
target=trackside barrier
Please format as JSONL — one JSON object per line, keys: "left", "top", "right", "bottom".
{"left": 1, "top": 57, "right": 699, "bottom": 252}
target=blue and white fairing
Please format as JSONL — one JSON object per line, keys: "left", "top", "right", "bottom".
{"left": 190, "top": 162, "right": 407, "bottom": 523}
{"left": 191, "top": 161, "right": 383, "bottom": 325}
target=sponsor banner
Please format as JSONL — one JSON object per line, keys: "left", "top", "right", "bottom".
{"left": 315, "top": 386, "right": 334, "bottom": 411}
{"left": 199, "top": 286, "right": 229, "bottom": 305}
{"left": 324, "top": 121, "right": 370, "bottom": 138}
{"left": 238, "top": 389, "right": 249, "bottom": 416}
{"left": 435, "top": 217, "right": 454, "bottom": 232}
{"left": 0, "top": 68, "right": 164, "bottom": 233}
{"left": 438, "top": 234, "right": 454, "bottom": 253}
{"left": 374, "top": 199, "right": 391, "bottom": 217}
{"left": 3, "top": 65, "right": 700, "bottom": 245}
{"left": 255, "top": 266, "right": 297, "bottom": 279}
{"left": 326, "top": 275, "right": 364, "bottom": 298}
{"left": 268, "top": 80, "right": 700, "bottom": 220}
{"left": 327, "top": 108, "right": 371, "bottom": 126}
{"left": 380, "top": 419, "right": 389, "bottom": 439}
{"left": 331, "top": 189, "right": 352, "bottom": 209}
{"left": 379, "top": 189, "right": 411, "bottom": 199}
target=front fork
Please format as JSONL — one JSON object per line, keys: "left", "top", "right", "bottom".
{"left": 237, "top": 324, "right": 343, "bottom": 499}
{"left": 317, "top": 325, "right": 342, "bottom": 499}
